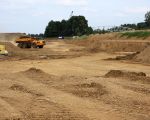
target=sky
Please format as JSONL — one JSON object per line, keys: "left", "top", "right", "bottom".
{"left": 0, "top": 0, "right": 150, "bottom": 34}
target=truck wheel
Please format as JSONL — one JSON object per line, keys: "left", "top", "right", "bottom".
{"left": 32, "top": 44, "right": 37, "bottom": 48}
{"left": 27, "top": 43, "right": 31, "bottom": 48}
{"left": 18, "top": 43, "right": 22, "bottom": 48}
{"left": 22, "top": 43, "right": 28, "bottom": 48}
{"left": 18, "top": 43, "right": 24, "bottom": 48}
{"left": 39, "top": 46, "right": 43, "bottom": 48}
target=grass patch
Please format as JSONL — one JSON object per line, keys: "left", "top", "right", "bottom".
{"left": 121, "top": 31, "right": 150, "bottom": 39}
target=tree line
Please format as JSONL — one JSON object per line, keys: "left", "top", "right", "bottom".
{"left": 121, "top": 11, "right": 150, "bottom": 30}
{"left": 44, "top": 16, "right": 93, "bottom": 37}
{"left": 29, "top": 11, "right": 150, "bottom": 37}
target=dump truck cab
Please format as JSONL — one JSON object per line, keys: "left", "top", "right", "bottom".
{"left": 32, "top": 37, "right": 46, "bottom": 48}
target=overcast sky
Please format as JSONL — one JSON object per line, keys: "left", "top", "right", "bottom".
{"left": 0, "top": 0, "right": 150, "bottom": 34}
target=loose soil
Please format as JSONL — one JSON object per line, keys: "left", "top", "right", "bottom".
{"left": 0, "top": 40, "right": 150, "bottom": 120}
{"left": 134, "top": 46, "right": 150, "bottom": 64}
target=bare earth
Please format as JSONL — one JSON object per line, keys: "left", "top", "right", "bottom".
{"left": 0, "top": 41, "right": 150, "bottom": 120}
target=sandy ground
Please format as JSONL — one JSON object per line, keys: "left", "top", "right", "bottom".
{"left": 0, "top": 41, "right": 150, "bottom": 120}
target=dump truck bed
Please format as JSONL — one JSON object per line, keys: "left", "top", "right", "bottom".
{"left": 15, "top": 36, "right": 35, "bottom": 43}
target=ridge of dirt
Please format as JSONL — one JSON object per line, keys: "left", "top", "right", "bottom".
{"left": 107, "top": 45, "right": 150, "bottom": 65}
{"left": 10, "top": 84, "right": 43, "bottom": 97}
{"left": 105, "top": 70, "right": 146, "bottom": 77}
{"left": 67, "top": 33, "right": 150, "bottom": 53}
{"left": 105, "top": 70, "right": 150, "bottom": 84}
{"left": 105, "top": 52, "right": 140, "bottom": 61}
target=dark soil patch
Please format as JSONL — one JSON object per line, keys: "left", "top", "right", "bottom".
{"left": 106, "top": 52, "right": 140, "bottom": 61}
{"left": 105, "top": 70, "right": 150, "bottom": 84}
{"left": 105, "top": 70, "right": 146, "bottom": 78}
{"left": 25, "top": 67, "right": 44, "bottom": 74}
{"left": 66, "top": 82, "right": 108, "bottom": 98}
{"left": 10, "top": 84, "right": 43, "bottom": 96}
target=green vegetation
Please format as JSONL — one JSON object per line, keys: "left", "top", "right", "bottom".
{"left": 44, "top": 16, "right": 93, "bottom": 37}
{"left": 145, "top": 11, "right": 150, "bottom": 25}
{"left": 121, "top": 31, "right": 150, "bottom": 39}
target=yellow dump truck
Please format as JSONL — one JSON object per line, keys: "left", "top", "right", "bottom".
{"left": 0, "top": 45, "right": 8, "bottom": 55}
{"left": 15, "top": 36, "right": 46, "bottom": 48}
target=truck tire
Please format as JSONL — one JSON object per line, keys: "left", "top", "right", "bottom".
{"left": 18, "top": 43, "right": 22, "bottom": 48}
{"left": 39, "top": 46, "right": 43, "bottom": 48}
{"left": 27, "top": 43, "right": 31, "bottom": 48}
{"left": 22, "top": 43, "right": 28, "bottom": 48}
{"left": 32, "top": 43, "right": 37, "bottom": 48}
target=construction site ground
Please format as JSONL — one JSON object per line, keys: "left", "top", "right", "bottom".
{"left": 0, "top": 40, "right": 150, "bottom": 120}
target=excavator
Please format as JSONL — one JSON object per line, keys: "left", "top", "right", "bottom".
{"left": 15, "top": 36, "right": 46, "bottom": 48}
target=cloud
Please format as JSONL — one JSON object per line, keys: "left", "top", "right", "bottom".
{"left": 114, "top": 13, "right": 127, "bottom": 17}
{"left": 113, "top": 7, "right": 149, "bottom": 18}
{"left": 124, "top": 7, "right": 149, "bottom": 14}
{"left": 81, "top": 7, "right": 97, "bottom": 13}
{"left": 55, "top": 0, "right": 88, "bottom": 6}
{"left": 0, "top": 0, "right": 49, "bottom": 10}
{"left": 32, "top": 11, "right": 49, "bottom": 17}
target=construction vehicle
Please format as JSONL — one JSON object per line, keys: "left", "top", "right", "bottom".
{"left": 15, "top": 36, "right": 46, "bottom": 48}
{"left": 0, "top": 45, "right": 8, "bottom": 55}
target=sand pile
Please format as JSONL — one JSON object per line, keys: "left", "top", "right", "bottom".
{"left": 25, "top": 67, "right": 44, "bottom": 74}
{"left": 0, "top": 42, "right": 20, "bottom": 52}
{"left": 134, "top": 46, "right": 150, "bottom": 64}
{"left": 22, "top": 67, "right": 58, "bottom": 84}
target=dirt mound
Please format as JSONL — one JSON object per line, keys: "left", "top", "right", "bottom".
{"left": 25, "top": 67, "right": 44, "bottom": 74}
{"left": 0, "top": 42, "right": 20, "bottom": 52}
{"left": 105, "top": 70, "right": 150, "bottom": 84}
{"left": 21, "top": 68, "right": 58, "bottom": 84}
{"left": 134, "top": 46, "right": 150, "bottom": 64}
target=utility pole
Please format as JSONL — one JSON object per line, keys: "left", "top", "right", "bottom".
{"left": 69, "top": 11, "right": 74, "bottom": 18}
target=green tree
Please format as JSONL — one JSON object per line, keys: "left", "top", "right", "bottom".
{"left": 87, "top": 27, "right": 93, "bottom": 35}
{"left": 145, "top": 11, "right": 150, "bottom": 25}
{"left": 69, "top": 16, "right": 89, "bottom": 36}
{"left": 137, "top": 22, "right": 147, "bottom": 29}
{"left": 44, "top": 21, "right": 62, "bottom": 37}
{"left": 61, "top": 20, "right": 71, "bottom": 36}
{"left": 44, "top": 16, "right": 93, "bottom": 37}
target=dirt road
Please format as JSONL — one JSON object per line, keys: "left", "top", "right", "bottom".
{"left": 0, "top": 41, "right": 150, "bottom": 120}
